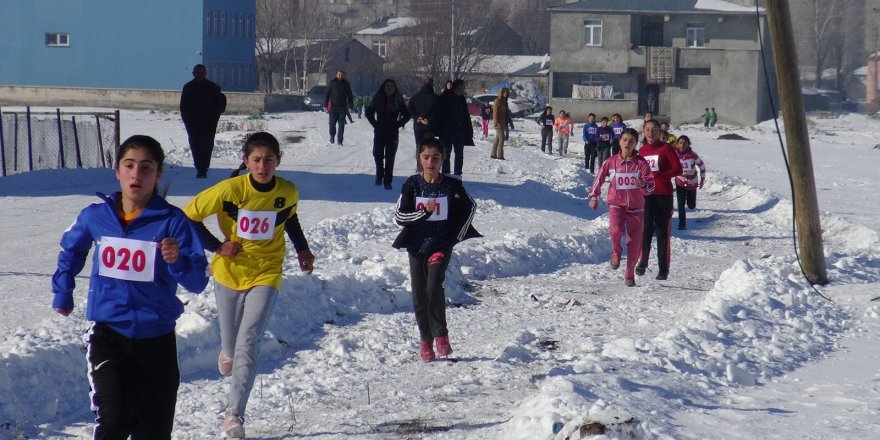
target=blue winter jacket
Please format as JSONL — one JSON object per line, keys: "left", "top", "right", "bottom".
{"left": 52, "top": 192, "right": 209, "bottom": 339}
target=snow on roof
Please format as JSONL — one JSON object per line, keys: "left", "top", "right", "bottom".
{"left": 551, "top": 0, "right": 763, "bottom": 14}
{"left": 471, "top": 55, "right": 548, "bottom": 75}
{"left": 694, "top": 0, "right": 759, "bottom": 12}
{"left": 356, "top": 17, "right": 419, "bottom": 35}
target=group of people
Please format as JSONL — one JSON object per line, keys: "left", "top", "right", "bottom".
{"left": 587, "top": 116, "right": 707, "bottom": 287}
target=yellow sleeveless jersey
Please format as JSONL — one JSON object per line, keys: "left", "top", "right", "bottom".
{"left": 183, "top": 175, "right": 299, "bottom": 290}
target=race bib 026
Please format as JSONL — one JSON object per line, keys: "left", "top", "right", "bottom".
{"left": 237, "top": 209, "right": 276, "bottom": 240}
{"left": 98, "top": 236, "right": 157, "bottom": 282}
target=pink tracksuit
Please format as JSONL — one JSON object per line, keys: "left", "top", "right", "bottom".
{"left": 589, "top": 154, "right": 655, "bottom": 281}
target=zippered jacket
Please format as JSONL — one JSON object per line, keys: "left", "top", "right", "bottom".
{"left": 637, "top": 141, "right": 683, "bottom": 195}
{"left": 52, "top": 192, "right": 209, "bottom": 339}
{"left": 393, "top": 174, "right": 482, "bottom": 253}
{"left": 553, "top": 116, "right": 573, "bottom": 135}
{"left": 582, "top": 122, "right": 598, "bottom": 142}
{"left": 674, "top": 147, "right": 707, "bottom": 189}
{"left": 589, "top": 154, "right": 655, "bottom": 210}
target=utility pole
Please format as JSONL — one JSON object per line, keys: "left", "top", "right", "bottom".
{"left": 765, "top": 0, "right": 828, "bottom": 285}
{"left": 449, "top": 0, "right": 455, "bottom": 80}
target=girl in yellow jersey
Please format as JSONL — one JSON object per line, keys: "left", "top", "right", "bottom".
{"left": 183, "top": 132, "right": 315, "bottom": 439}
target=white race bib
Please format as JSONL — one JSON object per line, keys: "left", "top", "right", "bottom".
{"left": 237, "top": 209, "right": 275, "bottom": 240}
{"left": 644, "top": 154, "right": 660, "bottom": 172}
{"left": 415, "top": 196, "right": 449, "bottom": 221}
{"left": 614, "top": 172, "right": 639, "bottom": 190}
{"left": 98, "top": 237, "right": 157, "bottom": 282}
{"left": 680, "top": 158, "right": 694, "bottom": 172}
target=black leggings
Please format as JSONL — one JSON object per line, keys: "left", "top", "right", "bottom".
{"left": 408, "top": 250, "right": 452, "bottom": 342}
{"left": 639, "top": 194, "right": 674, "bottom": 274}
{"left": 676, "top": 186, "right": 697, "bottom": 227}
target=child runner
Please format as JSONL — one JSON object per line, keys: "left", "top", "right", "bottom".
{"left": 635, "top": 119, "right": 683, "bottom": 280}
{"left": 51, "top": 135, "right": 209, "bottom": 439}
{"left": 393, "top": 135, "right": 481, "bottom": 362}
{"left": 183, "top": 132, "right": 316, "bottom": 439}
{"left": 553, "top": 110, "right": 573, "bottom": 156}
{"left": 609, "top": 113, "right": 626, "bottom": 156}
{"left": 588, "top": 128, "right": 655, "bottom": 287}
{"left": 481, "top": 101, "right": 493, "bottom": 139}
{"left": 595, "top": 116, "right": 613, "bottom": 167}
{"left": 536, "top": 106, "right": 555, "bottom": 153}
{"left": 673, "top": 135, "right": 707, "bottom": 230}
{"left": 582, "top": 113, "right": 599, "bottom": 171}
{"left": 660, "top": 121, "right": 677, "bottom": 145}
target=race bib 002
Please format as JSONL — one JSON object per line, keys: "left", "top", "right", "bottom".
{"left": 237, "top": 209, "right": 276, "bottom": 240}
{"left": 615, "top": 172, "right": 639, "bottom": 190}
{"left": 415, "top": 196, "right": 449, "bottom": 221}
{"left": 98, "top": 236, "right": 157, "bottom": 282}
{"left": 644, "top": 154, "right": 660, "bottom": 172}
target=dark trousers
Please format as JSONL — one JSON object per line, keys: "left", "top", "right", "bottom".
{"left": 328, "top": 109, "right": 347, "bottom": 143}
{"left": 611, "top": 139, "right": 621, "bottom": 156}
{"left": 441, "top": 132, "right": 466, "bottom": 176}
{"left": 676, "top": 186, "right": 697, "bottom": 227}
{"left": 596, "top": 141, "right": 611, "bottom": 168}
{"left": 186, "top": 125, "right": 216, "bottom": 175}
{"left": 639, "top": 194, "right": 674, "bottom": 275}
{"left": 413, "top": 127, "right": 430, "bottom": 171}
{"left": 585, "top": 141, "right": 598, "bottom": 172}
{"left": 373, "top": 133, "right": 399, "bottom": 186}
{"left": 540, "top": 127, "right": 553, "bottom": 152}
{"left": 87, "top": 323, "right": 180, "bottom": 440}
{"left": 408, "top": 251, "right": 452, "bottom": 342}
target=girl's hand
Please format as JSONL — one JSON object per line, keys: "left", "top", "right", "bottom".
{"left": 425, "top": 199, "right": 438, "bottom": 215}
{"left": 54, "top": 307, "right": 72, "bottom": 317}
{"left": 160, "top": 237, "right": 179, "bottom": 264}
{"left": 588, "top": 198, "right": 598, "bottom": 210}
{"left": 297, "top": 250, "right": 315, "bottom": 273}
{"left": 218, "top": 240, "right": 242, "bottom": 258}
{"left": 632, "top": 177, "right": 642, "bottom": 188}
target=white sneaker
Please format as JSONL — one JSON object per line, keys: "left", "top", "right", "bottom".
{"left": 221, "top": 414, "right": 245, "bottom": 439}
{"left": 218, "top": 351, "right": 233, "bottom": 377}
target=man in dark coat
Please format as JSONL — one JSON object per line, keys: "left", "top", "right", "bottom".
{"left": 324, "top": 70, "right": 354, "bottom": 145}
{"left": 436, "top": 79, "right": 473, "bottom": 176}
{"left": 407, "top": 77, "right": 439, "bottom": 171}
{"left": 180, "top": 64, "right": 226, "bottom": 178}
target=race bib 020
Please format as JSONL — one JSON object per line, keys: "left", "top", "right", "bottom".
{"left": 237, "top": 209, "right": 276, "bottom": 240}
{"left": 415, "top": 196, "right": 449, "bottom": 221}
{"left": 644, "top": 154, "right": 660, "bottom": 172}
{"left": 98, "top": 236, "right": 157, "bottom": 282}
{"left": 615, "top": 172, "right": 639, "bottom": 190}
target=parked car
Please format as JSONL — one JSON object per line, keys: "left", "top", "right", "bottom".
{"left": 465, "top": 96, "right": 484, "bottom": 117}
{"left": 302, "top": 85, "right": 328, "bottom": 111}
{"left": 472, "top": 93, "right": 534, "bottom": 118}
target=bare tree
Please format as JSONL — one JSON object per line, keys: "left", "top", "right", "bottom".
{"left": 256, "top": 0, "right": 294, "bottom": 93}
{"left": 806, "top": 0, "right": 856, "bottom": 88}
{"left": 501, "top": 0, "right": 551, "bottom": 55}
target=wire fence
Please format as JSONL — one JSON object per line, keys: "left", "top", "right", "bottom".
{"left": 0, "top": 107, "right": 120, "bottom": 177}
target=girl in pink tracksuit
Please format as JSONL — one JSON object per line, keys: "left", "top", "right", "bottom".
{"left": 673, "top": 135, "right": 707, "bottom": 230}
{"left": 588, "top": 128, "right": 655, "bottom": 286}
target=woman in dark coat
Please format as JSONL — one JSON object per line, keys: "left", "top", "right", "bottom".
{"left": 366, "top": 79, "right": 411, "bottom": 189}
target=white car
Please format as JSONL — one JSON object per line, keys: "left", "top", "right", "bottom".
{"left": 472, "top": 93, "right": 534, "bottom": 118}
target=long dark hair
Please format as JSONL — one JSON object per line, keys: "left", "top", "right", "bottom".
{"left": 371, "top": 79, "right": 404, "bottom": 112}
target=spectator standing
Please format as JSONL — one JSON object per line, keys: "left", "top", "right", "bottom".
{"left": 480, "top": 101, "right": 493, "bottom": 139}
{"left": 491, "top": 87, "right": 514, "bottom": 160}
{"left": 708, "top": 108, "right": 718, "bottom": 127}
{"left": 408, "top": 77, "right": 439, "bottom": 171}
{"left": 536, "top": 106, "right": 555, "bottom": 154}
{"left": 701, "top": 108, "right": 711, "bottom": 127}
{"left": 324, "top": 70, "right": 354, "bottom": 145}
{"left": 436, "top": 79, "right": 473, "bottom": 176}
{"left": 180, "top": 64, "right": 226, "bottom": 178}
{"left": 366, "top": 79, "right": 411, "bottom": 189}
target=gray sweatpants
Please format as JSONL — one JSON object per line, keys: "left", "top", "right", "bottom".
{"left": 215, "top": 282, "right": 278, "bottom": 418}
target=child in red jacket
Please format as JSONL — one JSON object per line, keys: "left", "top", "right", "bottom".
{"left": 588, "top": 128, "right": 655, "bottom": 286}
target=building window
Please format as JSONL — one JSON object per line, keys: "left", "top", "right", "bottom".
{"left": 372, "top": 39, "right": 387, "bottom": 58}
{"left": 583, "top": 20, "right": 602, "bottom": 46}
{"left": 580, "top": 73, "right": 606, "bottom": 86}
{"left": 687, "top": 23, "right": 706, "bottom": 48}
{"left": 45, "top": 33, "right": 70, "bottom": 47}
{"left": 245, "top": 15, "right": 252, "bottom": 37}
{"left": 205, "top": 13, "right": 212, "bottom": 36}
{"left": 283, "top": 75, "right": 292, "bottom": 91}
{"left": 220, "top": 12, "right": 227, "bottom": 36}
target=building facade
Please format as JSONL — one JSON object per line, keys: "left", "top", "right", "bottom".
{"left": 548, "top": 0, "right": 776, "bottom": 125}
{"left": 0, "top": 0, "right": 256, "bottom": 92}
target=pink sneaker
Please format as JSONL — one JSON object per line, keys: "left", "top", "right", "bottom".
{"left": 610, "top": 252, "right": 621, "bottom": 270}
{"left": 420, "top": 340, "right": 435, "bottom": 362}
{"left": 221, "top": 414, "right": 245, "bottom": 439}
{"left": 218, "top": 351, "right": 233, "bottom": 377}
{"left": 624, "top": 279, "right": 636, "bottom": 287}
{"left": 435, "top": 335, "right": 453, "bottom": 358}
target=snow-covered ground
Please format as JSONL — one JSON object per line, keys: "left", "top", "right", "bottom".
{"left": 1, "top": 109, "right": 878, "bottom": 439}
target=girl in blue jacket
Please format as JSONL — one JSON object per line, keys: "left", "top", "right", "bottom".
{"left": 52, "top": 135, "right": 209, "bottom": 439}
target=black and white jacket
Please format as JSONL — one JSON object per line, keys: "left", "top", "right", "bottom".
{"left": 392, "top": 174, "right": 481, "bottom": 253}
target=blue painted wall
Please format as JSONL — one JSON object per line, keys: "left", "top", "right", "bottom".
{"left": 0, "top": 0, "right": 256, "bottom": 91}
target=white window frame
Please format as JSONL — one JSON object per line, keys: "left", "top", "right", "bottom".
{"left": 580, "top": 73, "right": 606, "bottom": 87}
{"left": 372, "top": 39, "right": 387, "bottom": 58}
{"left": 687, "top": 23, "right": 706, "bottom": 48}
{"left": 583, "top": 19, "right": 603, "bottom": 46}
{"left": 46, "top": 33, "right": 70, "bottom": 47}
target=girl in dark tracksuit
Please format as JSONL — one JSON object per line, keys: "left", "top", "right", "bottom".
{"left": 536, "top": 106, "right": 555, "bottom": 153}
{"left": 393, "top": 135, "right": 481, "bottom": 362}
{"left": 366, "top": 79, "right": 411, "bottom": 189}
{"left": 52, "top": 136, "right": 209, "bottom": 439}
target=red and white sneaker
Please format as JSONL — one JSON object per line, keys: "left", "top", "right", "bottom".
{"left": 221, "top": 414, "right": 245, "bottom": 439}
{"left": 218, "top": 351, "right": 233, "bottom": 377}
{"left": 420, "top": 340, "right": 435, "bottom": 362}
{"left": 435, "top": 335, "right": 453, "bottom": 358}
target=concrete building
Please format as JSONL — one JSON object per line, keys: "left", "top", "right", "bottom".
{"left": 547, "top": 0, "right": 776, "bottom": 125}
{"left": 0, "top": 0, "right": 256, "bottom": 92}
